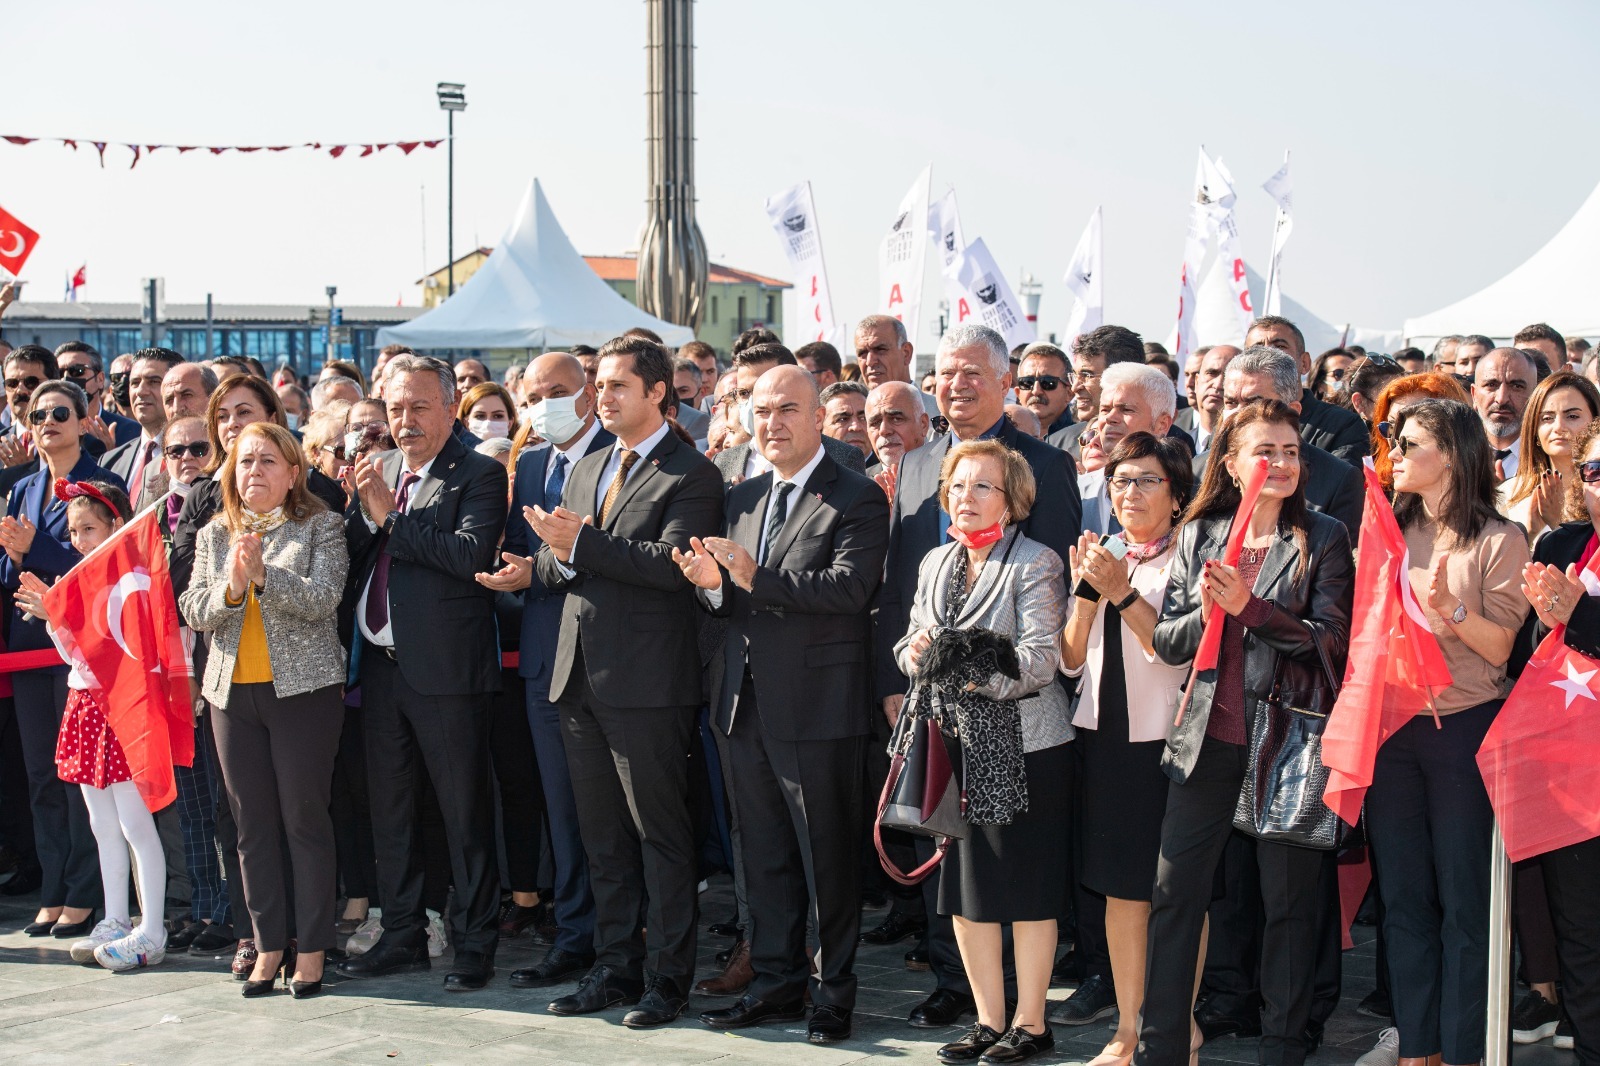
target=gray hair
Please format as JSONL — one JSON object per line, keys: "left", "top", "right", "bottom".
{"left": 672, "top": 357, "right": 703, "bottom": 385}
{"left": 475, "top": 437, "right": 514, "bottom": 459}
{"left": 819, "top": 380, "right": 869, "bottom": 404}
{"left": 1431, "top": 335, "right": 1464, "bottom": 359}
{"left": 1100, "top": 361, "right": 1177, "bottom": 422}
{"left": 938, "top": 323, "right": 1009, "bottom": 377}
{"left": 386, "top": 354, "right": 456, "bottom": 406}
{"left": 856, "top": 314, "right": 909, "bottom": 348}
{"left": 1227, "top": 345, "right": 1302, "bottom": 404}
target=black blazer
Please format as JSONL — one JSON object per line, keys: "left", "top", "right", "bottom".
{"left": 1192, "top": 441, "right": 1363, "bottom": 546}
{"left": 703, "top": 454, "right": 888, "bottom": 740}
{"left": 874, "top": 415, "right": 1082, "bottom": 700}
{"left": 1153, "top": 511, "right": 1354, "bottom": 783}
{"left": 534, "top": 426, "right": 723, "bottom": 709}
{"left": 1510, "top": 521, "right": 1600, "bottom": 673}
{"left": 1299, "top": 391, "right": 1370, "bottom": 467}
{"left": 340, "top": 434, "right": 508, "bottom": 696}
{"left": 713, "top": 434, "right": 866, "bottom": 483}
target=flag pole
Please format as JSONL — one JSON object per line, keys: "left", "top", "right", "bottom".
{"left": 1484, "top": 819, "right": 1513, "bottom": 1066}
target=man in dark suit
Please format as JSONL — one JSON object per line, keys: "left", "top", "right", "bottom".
{"left": 530, "top": 336, "right": 723, "bottom": 1028}
{"left": 874, "top": 323, "right": 1082, "bottom": 1028}
{"left": 1246, "top": 316, "right": 1370, "bottom": 466}
{"left": 55, "top": 341, "right": 140, "bottom": 453}
{"left": 103, "top": 347, "right": 185, "bottom": 509}
{"left": 678, "top": 366, "right": 888, "bottom": 1045}
{"left": 714, "top": 342, "right": 866, "bottom": 482}
{"left": 476, "top": 352, "right": 611, "bottom": 988}
{"left": 334, "top": 355, "right": 509, "bottom": 992}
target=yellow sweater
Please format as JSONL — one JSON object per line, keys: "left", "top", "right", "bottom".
{"left": 229, "top": 586, "right": 274, "bottom": 684}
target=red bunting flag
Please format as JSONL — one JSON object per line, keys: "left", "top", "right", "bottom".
{"left": 1477, "top": 536, "right": 1600, "bottom": 861}
{"left": 1, "top": 134, "right": 442, "bottom": 165}
{"left": 0, "top": 202, "right": 41, "bottom": 276}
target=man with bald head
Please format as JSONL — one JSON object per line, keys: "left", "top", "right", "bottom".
{"left": 476, "top": 350, "right": 611, "bottom": 987}
{"left": 675, "top": 365, "right": 888, "bottom": 1044}
{"left": 1472, "top": 347, "right": 1537, "bottom": 482}
{"left": 163, "top": 362, "right": 219, "bottom": 423}
{"left": 865, "top": 381, "right": 930, "bottom": 479}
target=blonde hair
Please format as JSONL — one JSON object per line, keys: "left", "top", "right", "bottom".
{"left": 215, "top": 422, "right": 326, "bottom": 534}
{"left": 938, "top": 439, "right": 1035, "bottom": 522}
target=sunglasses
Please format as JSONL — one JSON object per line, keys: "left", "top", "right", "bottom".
{"left": 1385, "top": 436, "right": 1427, "bottom": 457}
{"left": 321, "top": 442, "right": 347, "bottom": 460}
{"left": 1016, "top": 374, "right": 1069, "bottom": 391}
{"left": 1325, "top": 368, "right": 1348, "bottom": 381}
{"left": 1362, "top": 354, "right": 1402, "bottom": 370}
{"left": 62, "top": 364, "right": 99, "bottom": 380}
{"left": 164, "top": 441, "right": 211, "bottom": 460}
{"left": 27, "top": 405, "right": 73, "bottom": 426}
{"left": 5, "top": 375, "right": 42, "bottom": 391}
{"left": 1580, "top": 459, "right": 1600, "bottom": 484}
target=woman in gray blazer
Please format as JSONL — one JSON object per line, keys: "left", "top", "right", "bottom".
{"left": 180, "top": 422, "right": 349, "bottom": 999}
{"left": 895, "top": 439, "right": 1070, "bottom": 1065}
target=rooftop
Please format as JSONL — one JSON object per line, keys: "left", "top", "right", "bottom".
{"left": 3, "top": 302, "right": 423, "bottom": 325}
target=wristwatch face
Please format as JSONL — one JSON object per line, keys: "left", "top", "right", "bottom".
{"left": 1451, "top": 603, "right": 1468, "bottom": 624}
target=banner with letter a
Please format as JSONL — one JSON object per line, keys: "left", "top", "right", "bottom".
{"left": 764, "top": 181, "right": 838, "bottom": 346}
{"left": 878, "top": 164, "right": 932, "bottom": 342}
{"left": 948, "top": 238, "right": 1037, "bottom": 351}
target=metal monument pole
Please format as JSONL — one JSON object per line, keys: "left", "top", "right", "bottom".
{"left": 637, "top": 0, "right": 708, "bottom": 333}
{"left": 1485, "top": 820, "right": 1513, "bottom": 1066}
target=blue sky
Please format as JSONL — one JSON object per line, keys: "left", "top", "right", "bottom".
{"left": 5, "top": 0, "right": 1597, "bottom": 343}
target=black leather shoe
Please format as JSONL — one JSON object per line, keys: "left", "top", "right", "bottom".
{"left": 189, "top": 924, "right": 239, "bottom": 956}
{"left": 938, "top": 1022, "right": 1004, "bottom": 1063}
{"left": 1051, "top": 946, "right": 1080, "bottom": 985}
{"left": 1193, "top": 1002, "right": 1261, "bottom": 1040}
{"left": 1303, "top": 1018, "right": 1325, "bottom": 1054}
{"left": 334, "top": 937, "right": 430, "bottom": 979}
{"left": 1357, "top": 987, "right": 1392, "bottom": 1019}
{"left": 701, "top": 992, "right": 807, "bottom": 1029}
{"left": 861, "top": 910, "right": 927, "bottom": 945}
{"left": 548, "top": 964, "right": 644, "bottom": 1015}
{"left": 623, "top": 976, "right": 687, "bottom": 1029}
{"left": 905, "top": 943, "right": 930, "bottom": 971}
{"left": 708, "top": 917, "right": 742, "bottom": 938}
{"left": 980, "top": 1024, "right": 1054, "bottom": 1063}
{"left": 0, "top": 864, "right": 41, "bottom": 896}
{"left": 808, "top": 1005, "right": 852, "bottom": 1044}
{"left": 1049, "top": 973, "right": 1116, "bottom": 1025}
{"left": 910, "top": 988, "right": 977, "bottom": 1028}
{"left": 444, "top": 950, "right": 495, "bottom": 991}
{"left": 166, "top": 921, "right": 202, "bottom": 952}
{"left": 23, "top": 919, "right": 56, "bottom": 937}
{"left": 510, "top": 947, "right": 595, "bottom": 989}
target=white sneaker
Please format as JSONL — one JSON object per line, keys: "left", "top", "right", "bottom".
{"left": 1355, "top": 1028, "right": 1401, "bottom": 1066}
{"left": 426, "top": 911, "right": 447, "bottom": 959}
{"left": 70, "top": 918, "right": 132, "bottom": 964}
{"left": 94, "top": 928, "right": 167, "bottom": 972}
{"left": 344, "top": 916, "right": 383, "bottom": 956}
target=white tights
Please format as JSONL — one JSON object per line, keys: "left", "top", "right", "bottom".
{"left": 80, "top": 781, "right": 165, "bottom": 941}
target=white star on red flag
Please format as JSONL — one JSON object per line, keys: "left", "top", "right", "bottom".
{"left": 1550, "top": 659, "right": 1599, "bottom": 710}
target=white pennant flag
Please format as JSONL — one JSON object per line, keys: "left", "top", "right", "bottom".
{"left": 1176, "top": 146, "right": 1251, "bottom": 361}
{"left": 764, "top": 181, "right": 837, "bottom": 345}
{"left": 948, "top": 237, "right": 1037, "bottom": 351}
{"left": 927, "top": 187, "right": 966, "bottom": 275}
{"left": 878, "top": 164, "right": 932, "bottom": 342}
{"left": 1062, "top": 206, "right": 1103, "bottom": 345}
{"left": 1210, "top": 155, "right": 1254, "bottom": 334}
{"left": 1261, "top": 151, "right": 1293, "bottom": 318}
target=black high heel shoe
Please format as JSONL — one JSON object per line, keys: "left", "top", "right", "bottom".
{"left": 291, "top": 949, "right": 325, "bottom": 999}
{"left": 241, "top": 944, "right": 296, "bottom": 998}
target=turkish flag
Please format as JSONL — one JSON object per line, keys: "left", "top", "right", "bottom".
{"left": 0, "top": 202, "right": 41, "bottom": 276}
{"left": 70, "top": 264, "right": 86, "bottom": 290}
{"left": 1320, "top": 460, "right": 1453, "bottom": 826}
{"left": 1477, "top": 537, "right": 1600, "bottom": 862}
{"left": 42, "top": 506, "right": 193, "bottom": 811}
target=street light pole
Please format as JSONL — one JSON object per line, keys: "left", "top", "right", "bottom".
{"left": 325, "top": 285, "right": 337, "bottom": 365}
{"left": 437, "top": 82, "right": 467, "bottom": 298}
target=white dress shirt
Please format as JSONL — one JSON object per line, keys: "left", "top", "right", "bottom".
{"left": 356, "top": 456, "right": 436, "bottom": 647}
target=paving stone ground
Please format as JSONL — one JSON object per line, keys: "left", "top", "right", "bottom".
{"left": 0, "top": 876, "right": 1559, "bottom": 1066}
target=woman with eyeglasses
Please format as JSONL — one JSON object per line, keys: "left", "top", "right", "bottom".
{"left": 0, "top": 380, "right": 128, "bottom": 940}
{"left": 1137, "top": 399, "right": 1354, "bottom": 1066}
{"left": 1308, "top": 348, "right": 1354, "bottom": 405}
{"left": 302, "top": 404, "right": 352, "bottom": 484}
{"left": 1502, "top": 370, "right": 1600, "bottom": 542}
{"left": 1059, "top": 432, "right": 1195, "bottom": 1066}
{"left": 1366, "top": 399, "right": 1530, "bottom": 1066}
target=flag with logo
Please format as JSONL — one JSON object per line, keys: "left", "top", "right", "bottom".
{"left": 928, "top": 187, "right": 965, "bottom": 275}
{"left": 1176, "top": 147, "right": 1250, "bottom": 360}
{"left": 1320, "top": 461, "right": 1453, "bottom": 826}
{"left": 764, "top": 181, "right": 838, "bottom": 346}
{"left": 878, "top": 164, "right": 932, "bottom": 342}
{"left": 42, "top": 506, "right": 194, "bottom": 811}
{"left": 1477, "top": 537, "right": 1600, "bottom": 862}
{"left": 0, "top": 201, "right": 41, "bottom": 276}
{"left": 1062, "top": 207, "right": 1103, "bottom": 346}
{"left": 948, "top": 237, "right": 1037, "bottom": 351}
{"left": 1261, "top": 152, "right": 1293, "bottom": 317}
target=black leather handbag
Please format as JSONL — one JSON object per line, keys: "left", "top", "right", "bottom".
{"left": 1232, "top": 633, "right": 1343, "bottom": 850}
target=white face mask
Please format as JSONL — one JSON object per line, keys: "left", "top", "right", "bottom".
{"left": 344, "top": 429, "right": 364, "bottom": 459}
{"left": 739, "top": 399, "right": 757, "bottom": 437}
{"left": 284, "top": 412, "right": 301, "bottom": 433}
{"left": 527, "top": 394, "right": 587, "bottom": 444}
{"left": 468, "top": 416, "right": 511, "bottom": 440}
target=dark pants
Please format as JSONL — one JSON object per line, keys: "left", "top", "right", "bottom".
{"left": 173, "top": 719, "right": 227, "bottom": 925}
{"left": 526, "top": 671, "right": 596, "bottom": 956}
{"left": 1367, "top": 700, "right": 1498, "bottom": 1064}
{"left": 1514, "top": 860, "right": 1561, "bottom": 984}
{"left": 330, "top": 706, "right": 378, "bottom": 902}
{"left": 1137, "top": 739, "right": 1323, "bottom": 1066}
{"left": 12, "top": 671, "right": 99, "bottom": 909}
{"left": 203, "top": 708, "right": 251, "bottom": 934}
{"left": 361, "top": 649, "right": 500, "bottom": 956}
{"left": 1542, "top": 834, "right": 1600, "bottom": 1066}
{"left": 489, "top": 671, "right": 543, "bottom": 893}
{"left": 558, "top": 645, "right": 698, "bottom": 988}
{"left": 214, "top": 682, "right": 343, "bottom": 953}
{"left": 0, "top": 697, "right": 36, "bottom": 870}
{"left": 728, "top": 679, "right": 864, "bottom": 1008}
{"left": 1069, "top": 738, "right": 1113, "bottom": 983}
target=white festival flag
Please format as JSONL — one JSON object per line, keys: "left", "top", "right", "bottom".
{"left": 878, "top": 164, "right": 932, "bottom": 341}
{"left": 1062, "top": 206, "right": 1103, "bottom": 345}
{"left": 764, "top": 181, "right": 837, "bottom": 345}
{"left": 1176, "top": 146, "right": 1250, "bottom": 360}
{"left": 948, "top": 237, "right": 1038, "bottom": 351}
{"left": 1210, "top": 155, "right": 1254, "bottom": 334}
{"left": 927, "top": 187, "right": 966, "bottom": 275}
{"left": 1261, "top": 151, "right": 1293, "bottom": 318}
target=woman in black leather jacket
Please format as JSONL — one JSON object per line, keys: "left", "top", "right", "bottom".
{"left": 1134, "top": 400, "right": 1354, "bottom": 1066}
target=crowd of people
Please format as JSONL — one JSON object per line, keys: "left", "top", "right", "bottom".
{"left": 0, "top": 302, "right": 1596, "bottom": 1066}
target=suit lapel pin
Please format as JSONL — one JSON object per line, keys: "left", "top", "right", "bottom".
{"left": 652, "top": 458, "right": 660, "bottom": 467}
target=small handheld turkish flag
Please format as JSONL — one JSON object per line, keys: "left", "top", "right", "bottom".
{"left": 0, "top": 202, "right": 41, "bottom": 276}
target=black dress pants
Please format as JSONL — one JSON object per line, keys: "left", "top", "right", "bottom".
{"left": 1542, "top": 834, "right": 1600, "bottom": 1066}
{"left": 489, "top": 670, "right": 545, "bottom": 893}
{"left": 1137, "top": 738, "right": 1323, "bottom": 1066}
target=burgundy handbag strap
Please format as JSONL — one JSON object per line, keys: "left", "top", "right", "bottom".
{"left": 874, "top": 752, "right": 951, "bottom": 886}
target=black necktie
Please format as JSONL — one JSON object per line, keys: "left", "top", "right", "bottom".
{"left": 545, "top": 452, "right": 568, "bottom": 511}
{"left": 761, "top": 481, "right": 794, "bottom": 564}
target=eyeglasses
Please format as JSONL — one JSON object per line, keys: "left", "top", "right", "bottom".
{"left": 347, "top": 420, "right": 387, "bottom": 434}
{"left": 947, "top": 479, "right": 1003, "bottom": 500}
{"left": 1107, "top": 475, "right": 1170, "bottom": 492}
{"left": 164, "top": 441, "right": 211, "bottom": 460}
{"left": 61, "top": 364, "right": 99, "bottom": 380}
{"left": 4, "top": 375, "right": 42, "bottom": 391}
{"left": 27, "top": 406, "right": 72, "bottom": 426}
{"left": 1016, "top": 374, "right": 1070, "bottom": 392}
{"left": 1579, "top": 459, "right": 1600, "bottom": 484}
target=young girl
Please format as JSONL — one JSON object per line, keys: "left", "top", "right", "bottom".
{"left": 14, "top": 480, "right": 168, "bottom": 971}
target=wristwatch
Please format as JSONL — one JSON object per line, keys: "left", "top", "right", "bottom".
{"left": 1113, "top": 588, "right": 1141, "bottom": 612}
{"left": 383, "top": 509, "right": 402, "bottom": 535}
{"left": 1449, "top": 601, "right": 1468, "bottom": 625}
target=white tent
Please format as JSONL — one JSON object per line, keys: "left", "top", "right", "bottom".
{"left": 376, "top": 178, "right": 695, "bottom": 351}
{"left": 1403, "top": 180, "right": 1600, "bottom": 347}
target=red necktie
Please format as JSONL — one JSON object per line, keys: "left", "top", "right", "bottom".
{"left": 364, "top": 471, "right": 420, "bottom": 634}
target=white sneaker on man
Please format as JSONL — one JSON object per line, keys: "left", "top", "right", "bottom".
{"left": 426, "top": 910, "right": 448, "bottom": 959}
{"left": 70, "top": 918, "right": 132, "bottom": 964}
{"left": 1355, "top": 1028, "right": 1401, "bottom": 1066}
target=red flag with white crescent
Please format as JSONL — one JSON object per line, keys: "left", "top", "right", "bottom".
{"left": 0, "top": 202, "right": 41, "bottom": 276}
